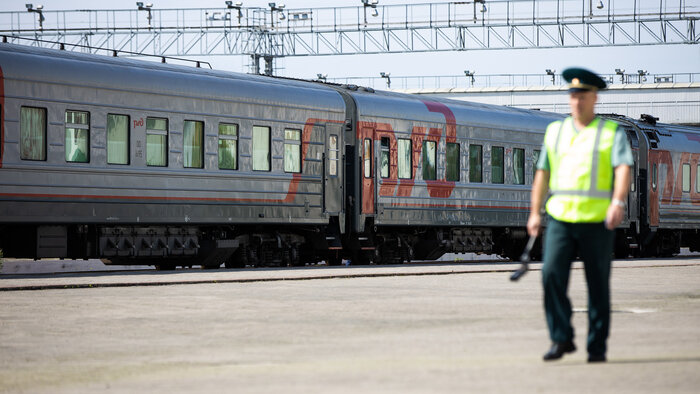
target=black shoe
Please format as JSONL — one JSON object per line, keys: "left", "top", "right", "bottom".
{"left": 587, "top": 354, "right": 606, "bottom": 363}
{"left": 543, "top": 341, "right": 576, "bottom": 361}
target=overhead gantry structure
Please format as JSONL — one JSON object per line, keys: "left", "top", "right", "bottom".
{"left": 2, "top": 0, "right": 698, "bottom": 75}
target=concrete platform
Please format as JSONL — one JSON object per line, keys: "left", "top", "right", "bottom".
{"left": 1, "top": 258, "right": 699, "bottom": 393}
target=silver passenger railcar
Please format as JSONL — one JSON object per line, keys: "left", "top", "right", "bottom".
{"left": 0, "top": 44, "right": 346, "bottom": 268}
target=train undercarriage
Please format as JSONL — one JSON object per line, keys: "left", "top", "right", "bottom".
{"left": 0, "top": 223, "right": 697, "bottom": 269}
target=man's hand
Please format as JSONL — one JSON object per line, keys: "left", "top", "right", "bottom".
{"left": 606, "top": 165, "right": 632, "bottom": 230}
{"left": 605, "top": 202, "right": 625, "bottom": 230}
{"left": 528, "top": 170, "right": 549, "bottom": 238}
{"left": 527, "top": 212, "right": 541, "bottom": 237}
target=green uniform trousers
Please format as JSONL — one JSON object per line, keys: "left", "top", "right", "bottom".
{"left": 542, "top": 216, "right": 614, "bottom": 356}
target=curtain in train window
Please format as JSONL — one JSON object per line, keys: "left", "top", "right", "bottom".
{"left": 284, "top": 128, "right": 301, "bottom": 173}
{"left": 446, "top": 142, "right": 460, "bottom": 182}
{"left": 513, "top": 148, "right": 525, "bottom": 185}
{"left": 218, "top": 123, "right": 238, "bottom": 170}
{"left": 422, "top": 140, "right": 436, "bottom": 180}
{"left": 253, "top": 126, "right": 271, "bottom": 171}
{"left": 107, "top": 114, "right": 129, "bottom": 165}
{"left": 682, "top": 163, "right": 690, "bottom": 192}
{"left": 380, "top": 137, "right": 390, "bottom": 178}
{"left": 65, "top": 110, "right": 90, "bottom": 163}
{"left": 20, "top": 107, "right": 46, "bottom": 161}
{"left": 491, "top": 146, "right": 504, "bottom": 184}
{"left": 398, "top": 138, "right": 412, "bottom": 179}
{"left": 363, "top": 138, "right": 371, "bottom": 178}
{"left": 469, "top": 144, "right": 482, "bottom": 183}
{"left": 652, "top": 164, "right": 657, "bottom": 191}
{"left": 697, "top": 164, "right": 700, "bottom": 193}
{"left": 328, "top": 134, "right": 338, "bottom": 176}
{"left": 146, "top": 117, "right": 168, "bottom": 167}
{"left": 532, "top": 149, "right": 541, "bottom": 180}
{"left": 184, "top": 120, "right": 204, "bottom": 169}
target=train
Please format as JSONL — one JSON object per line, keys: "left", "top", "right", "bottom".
{"left": 0, "top": 43, "right": 698, "bottom": 269}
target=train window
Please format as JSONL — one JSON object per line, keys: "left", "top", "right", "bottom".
{"left": 652, "top": 164, "right": 657, "bottom": 191}
{"left": 533, "top": 149, "right": 541, "bottom": 180}
{"left": 218, "top": 123, "right": 238, "bottom": 170}
{"left": 380, "top": 137, "right": 390, "bottom": 178}
{"left": 682, "top": 163, "right": 690, "bottom": 193}
{"left": 363, "top": 138, "right": 371, "bottom": 178}
{"left": 184, "top": 120, "right": 204, "bottom": 169}
{"left": 513, "top": 148, "right": 525, "bottom": 185}
{"left": 284, "top": 128, "right": 302, "bottom": 173}
{"left": 146, "top": 117, "right": 168, "bottom": 167}
{"left": 329, "top": 134, "right": 338, "bottom": 176}
{"left": 107, "top": 114, "right": 129, "bottom": 165}
{"left": 469, "top": 144, "right": 482, "bottom": 183}
{"left": 20, "top": 107, "right": 47, "bottom": 161}
{"left": 491, "top": 146, "right": 504, "bottom": 184}
{"left": 422, "top": 140, "right": 436, "bottom": 180}
{"left": 65, "top": 111, "right": 90, "bottom": 163}
{"left": 697, "top": 165, "right": 700, "bottom": 193}
{"left": 398, "top": 138, "right": 412, "bottom": 179}
{"left": 446, "top": 142, "right": 460, "bottom": 182}
{"left": 630, "top": 161, "right": 636, "bottom": 192}
{"left": 253, "top": 126, "right": 271, "bottom": 171}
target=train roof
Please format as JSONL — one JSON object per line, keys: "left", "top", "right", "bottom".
{"left": 345, "top": 85, "right": 565, "bottom": 133}
{"left": 0, "top": 43, "right": 346, "bottom": 114}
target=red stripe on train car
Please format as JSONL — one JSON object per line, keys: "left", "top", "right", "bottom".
{"left": 386, "top": 202, "right": 528, "bottom": 210}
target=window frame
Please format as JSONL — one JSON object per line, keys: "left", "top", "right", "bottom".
{"left": 363, "top": 138, "right": 372, "bottom": 178}
{"left": 469, "top": 144, "right": 483, "bottom": 183}
{"left": 106, "top": 114, "right": 130, "bottom": 165}
{"left": 328, "top": 134, "right": 339, "bottom": 177}
{"left": 491, "top": 146, "right": 504, "bottom": 184}
{"left": 284, "top": 128, "right": 302, "bottom": 174}
{"left": 20, "top": 106, "right": 47, "bottom": 161}
{"left": 532, "top": 149, "right": 541, "bottom": 180}
{"left": 446, "top": 142, "right": 460, "bottom": 182}
{"left": 252, "top": 125, "right": 271, "bottom": 172}
{"left": 397, "top": 138, "right": 413, "bottom": 180}
{"left": 183, "top": 120, "right": 205, "bottom": 169}
{"left": 380, "top": 137, "right": 390, "bottom": 179}
{"left": 422, "top": 140, "right": 437, "bottom": 181}
{"left": 682, "top": 163, "right": 691, "bottom": 193}
{"left": 513, "top": 147, "right": 525, "bottom": 185}
{"left": 65, "top": 110, "right": 91, "bottom": 163}
{"left": 218, "top": 122, "right": 239, "bottom": 170}
{"left": 146, "top": 117, "right": 169, "bottom": 167}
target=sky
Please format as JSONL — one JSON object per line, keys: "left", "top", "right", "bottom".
{"left": 2, "top": 0, "right": 698, "bottom": 84}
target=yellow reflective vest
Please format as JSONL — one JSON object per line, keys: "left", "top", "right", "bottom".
{"left": 544, "top": 116, "right": 618, "bottom": 223}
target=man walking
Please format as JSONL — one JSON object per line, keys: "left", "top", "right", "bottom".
{"left": 527, "top": 68, "right": 633, "bottom": 363}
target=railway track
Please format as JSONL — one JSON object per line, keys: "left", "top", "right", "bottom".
{"left": 1, "top": 255, "right": 698, "bottom": 292}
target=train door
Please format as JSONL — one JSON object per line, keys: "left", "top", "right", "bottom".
{"left": 324, "top": 125, "right": 343, "bottom": 215}
{"left": 359, "top": 126, "right": 375, "bottom": 216}
{"left": 624, "top": 127, "right": 640, "bottom": 225}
